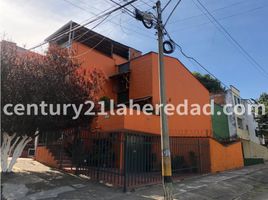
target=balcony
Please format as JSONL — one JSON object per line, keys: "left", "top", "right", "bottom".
{"left": 96, "top": 108, "right": 160, "bottom": 135}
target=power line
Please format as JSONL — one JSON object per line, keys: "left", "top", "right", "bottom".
{"left": 71, "top": 34, "right": 109, "bottom": 58}
{"left": 168, "top": 0, "right": 256, "bottom": 24}
{"left": 140, "top": 0, "right": 152, "bottom": 8}
{"left": 73, "top": 14, "right": 112, "bottom": 42}
{"left": 193, "top": 0, "right": 268, "bottom": 79}
{"left": 63, "top": 0, "right": 153, "bottom": 39}
{"left": 164, "top": 29, "right": 229, "bottom": 88}
{"left": 164, "top": 0, "right": 182, "bottom": 27}
{"left": 64, "top": 0, "right": 152, "bottom": 58}
{"left": 162, "top": 0, "right": 172, "bottom": 12}
{"left": 28, "top": 0, "right": 138, "bottom": 50}
{"left": 109, "top": 0, "right": 135, "bottom": 17}
{"left": 169, "top": 4, "right": 268, "bottom": 33}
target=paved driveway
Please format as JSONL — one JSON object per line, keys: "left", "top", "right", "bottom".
{"left": 2, "top": 158, "right": 268, "bottom": 200}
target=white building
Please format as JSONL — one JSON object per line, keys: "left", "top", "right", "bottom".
{"left": 225, "top": 86, "right": 264, "bottom": 144}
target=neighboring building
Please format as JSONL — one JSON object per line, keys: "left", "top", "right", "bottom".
{"left": 211, "top": 102, "right": 230, "bottom": 141}
{"left": 211, "top": 85, "right": 268, "bottom": 162}
{"left": 35, "top": 21, "right": 244, "bottom": 189}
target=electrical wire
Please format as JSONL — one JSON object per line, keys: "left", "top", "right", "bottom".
{"left": 164, "top": 0, "right": 182, "bottom": 27}
{"left": 162, "top": 0, "right": 172, "bottom": 12}
{"left": 164, "top": 29, "right": 229, "bottom": 89}
{"left": 169, "top": 4, "right": 268, "bottom": 33}
{"left": 73, "top": 14, "right": 112, "bottom": 42}
{"left": 28, "top": 0, "right": 138, "bottom": 50}
{"left": 109, "top": 0, "right": 136, "bottom": 17}
{"left": 66, "top": 0, "right": 153, "bottom": 58}
{"left": 71, "top": 35, "right": 108, "bottom": 58}
{"left": 63, "top": 0, "right": 153, "bottom": 39}
{"left": 193, "top": 0, "right": 268, "bottom": 79}
{"left": 169, "top": 0, "right": 255, "bottom": 24}
{"left": 140, "top": 0, "right": 152, "bottom": 8}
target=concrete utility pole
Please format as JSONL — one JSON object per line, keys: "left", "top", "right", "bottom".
{"left": 156, "top": 1, "right": 173, "bottom": 199}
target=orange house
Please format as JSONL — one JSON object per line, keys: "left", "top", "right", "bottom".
{"left": 36, "top": 21, "right": 243, "bottom": 183}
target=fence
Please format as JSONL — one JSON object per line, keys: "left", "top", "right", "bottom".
{"left": 38, "top": 129, "right": 210, "bottom": 191}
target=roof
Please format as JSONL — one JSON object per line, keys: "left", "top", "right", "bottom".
{"left": 45, "top": 21, "right": 141, "bottom": 59}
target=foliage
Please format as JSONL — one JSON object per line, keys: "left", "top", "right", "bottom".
{"left": 257, "top": 93, "right": 268, "bottom": 136}
{"left": 192, "top": 72, "right": 225, "bottom": 93}
{"left": 0, "top": 40, "right": 105, "bottom": 172}
{"left": 1, "top": 41, "right": 104, "bottom": 136}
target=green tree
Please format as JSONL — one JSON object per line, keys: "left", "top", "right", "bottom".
{"left": 1, "top": 41, "right": 104, "bottom": 172}
{"left": 257, "top": 93, "right": 268, "bottom": 136}
{"left": 192, "top": 72, "right": 225, "bottom": 93}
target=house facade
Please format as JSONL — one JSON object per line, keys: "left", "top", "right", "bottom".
{"left": 35, "top": 21, "right": 244, "bottom": 189}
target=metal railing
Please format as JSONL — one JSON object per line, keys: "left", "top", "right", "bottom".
{"left": 39, "top": 130, "right": 210, "bottom": 191}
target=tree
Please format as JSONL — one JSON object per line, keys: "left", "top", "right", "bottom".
{"left": 257, "top": 93, "right": 268, "bottom": 137}
{"left": 192, "top": 72, "right": 225, "bottom": 93}
{"left": 1, "top": 41, "right": 104, "bottom": 172}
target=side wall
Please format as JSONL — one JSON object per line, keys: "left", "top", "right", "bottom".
{"left": 129, "top": 54, "right": 153, "bottom": 99}
{"left": 212, "top": 103, "right": 230, "bottom": 140}
{"left": 72, "top": 41, "right": 128, "bottom": 101}
{"left": 35, "top": 146, "right": 58, "bottom": 168}
{"left": 209, "top": 139, "right": 244, "bottom": 172}
{"left": 151, "top": 53, "right": 212, "bottom": 137}
{"left": 242, "top": 139, "right": 268, "bottom": 160}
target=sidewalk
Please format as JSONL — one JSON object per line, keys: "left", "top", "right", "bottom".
{"left": 2, "top": 158, "right": 268, "bottom": 200}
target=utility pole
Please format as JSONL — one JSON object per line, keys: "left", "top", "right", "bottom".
{"left": 156, "top": 1, "right": 173, "bottom": 199}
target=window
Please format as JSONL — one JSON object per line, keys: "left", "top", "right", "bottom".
{"left": 234, "top": 96, "right": 241, "bottom": 105}
{"left": 237, "top": 118, "right": 243, "bottom": 129}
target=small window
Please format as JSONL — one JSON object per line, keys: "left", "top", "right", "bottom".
{"left": 234, "top": 96, "right": 241, "bottom": 105}
{"left": 28, "top": 148, "right": 35, "bottom": 157}
{"left": 237, "top": 118, "right": 243, "bottom": 129}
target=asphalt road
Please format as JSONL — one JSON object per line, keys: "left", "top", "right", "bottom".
{"left": 2, "top": 159, "right": 268, "bottom": 200}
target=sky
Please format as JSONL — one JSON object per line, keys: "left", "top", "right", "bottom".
{"left": 0, "top": 0, "right": 267, "bottom": 99}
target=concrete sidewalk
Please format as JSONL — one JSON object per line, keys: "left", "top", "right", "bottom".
{"left": 2, "top": 158, "right": 268, "bottom": 200}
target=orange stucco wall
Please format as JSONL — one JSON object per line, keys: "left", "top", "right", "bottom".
{"left": 97, "top": 108, "right": 160, "bottom": 134}
{"left": 72, "top": 43, "right": 212, "bottom": 137}
{"left": 35, "top": 146, "right": 58, "bottom": 168}
{"left": 129, "top": 54, "right": 153, "bottom": 99}
{"left": 209, "top": 138, "right": 244, "bottom": 172}
{"left": 151, "top": 53, "right": 212, "bottom": 136}
{"left": 72, "top": 41, "right": 128, "bottom": 100}
{"left": 108, "top": 52, "right": 212, "bottom": 137}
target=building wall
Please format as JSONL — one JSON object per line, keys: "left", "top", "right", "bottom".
{"left": 97, "top": 53, "right": 213, "bottom": 137}
{"left": 97, "top": 108, "right": 160, "bottom": 135}
{"left": 242, "top": 99, "right": 261, "bottom": 144}
{"left": 225, "top": 86, "right": 261, "bottom": 144}
{"left": 151, "top": 53, "right": 212, "bottom": 137}
{"left": 129, "top": 54, "right": 153, "bottom": 100}
{"left": 242, "top": 139, "right": 268, "bottom": 160}
{"left": 212, "top": 103, "right": 230, "bottom": 140}
{"left": 225, "top": 89, "right": 238, "bottom": 138}
{"left": 209, "top": 138, "right": 244, "bottom": 172}
{"left": 72, "top": 41, "right": 128, "bottom": 101}
{"left": 35, "top": 146, "right": 58, "bottom": 168}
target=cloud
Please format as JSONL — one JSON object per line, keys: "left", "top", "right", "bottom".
{"left": 0, "top": 0, "right": 124, "bottom": 49}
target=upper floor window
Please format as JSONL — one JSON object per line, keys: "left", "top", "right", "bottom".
{"left": 237, "top": 117, "right": 243, "bottom": 129}
{"left": 234, "top": 95, "right": 241, "bottom": 105}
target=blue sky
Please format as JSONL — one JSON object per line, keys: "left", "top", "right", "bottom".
{"left": 1, "top": 0, "right": 267, "bottom": 99}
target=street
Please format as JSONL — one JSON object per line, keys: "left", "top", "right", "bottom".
{"left": 2, "top": 158, "right": 268, "bottom": 200}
